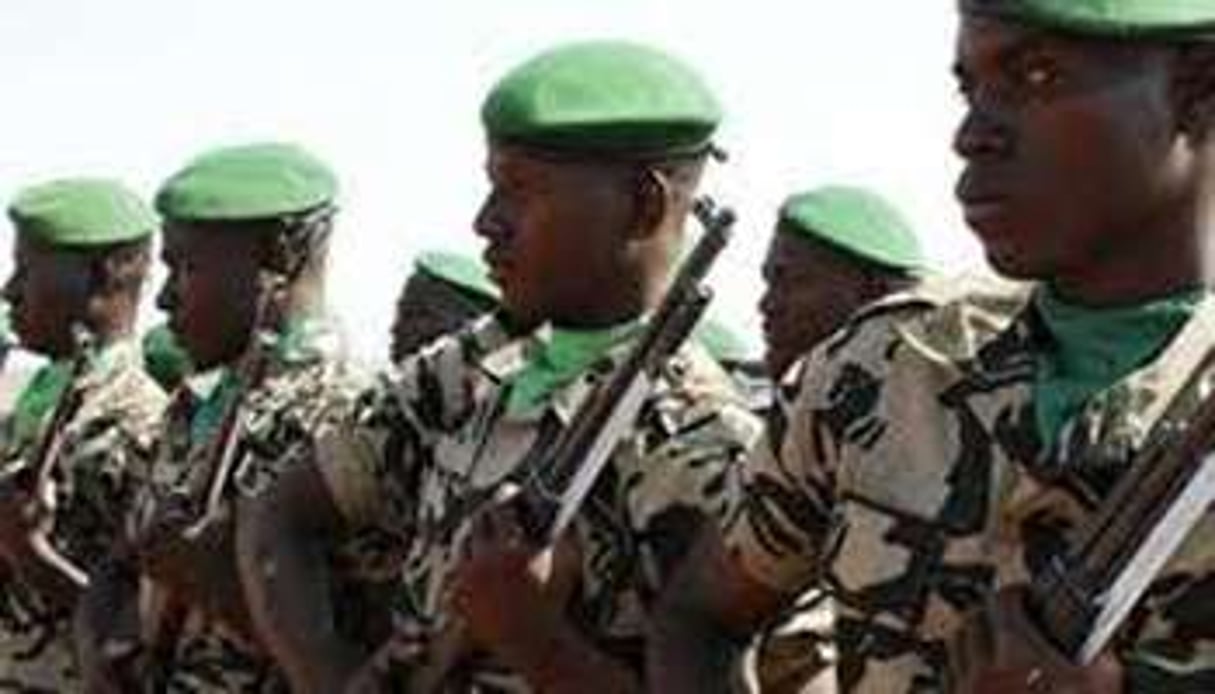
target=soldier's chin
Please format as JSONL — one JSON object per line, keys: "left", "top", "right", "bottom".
{"left": 498, "top": 298, "right": 542, "bottom": 334}
{"left": 10, "top": 323, "right": 33, "bottom": 354}
{"left": 983, "top": 248, "right": 1041, "bottom": 281}
{"left": 764, "top": 349, "right": 789, "bottom": 381}
{"left": 180, "top": 336, "right": 223, "bottom": 373}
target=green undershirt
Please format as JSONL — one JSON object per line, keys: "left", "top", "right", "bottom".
{"left": 506, "top": 321, "right": 640, "bottom": 416}
{"left": 6, "top": 340, "right": 128, "bottom": 452}
{"left": 1033, "top": 285, "right": 1204, "bottom": 446}
{"left": 189, "top": 316, "right": 332, "bottom": 443}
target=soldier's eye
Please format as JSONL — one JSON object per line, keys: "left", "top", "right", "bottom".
{"left": 1016, "top": 53, "right": 1060, "bottom": 92}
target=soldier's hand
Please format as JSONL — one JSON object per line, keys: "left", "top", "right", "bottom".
{"left": 449, "top": 501, "right": 581, "bottom": 658}
{"left": 73, "top": 561, "right": 145, "bottom": 693}
{"left": 949, "top": 586, "right": 1123, "bottom": 693}
{"left": 136, "top": 495, "right": 195, "bottom": 582}
{"left": 343, "top": 626, "right": 428, "bottom": 694}
{"left": 138, "top": 498, "right": 229, "bottom": 595}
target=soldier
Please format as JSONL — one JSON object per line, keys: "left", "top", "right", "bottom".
{"left": 236, "top": 40, "right": 760, "bottom": 693}
{"left": 750, "top": 186, "right": 924, "bottom": 694}
{"left": 390, "top": 250, "right": 499, "bottom": 362}
{"left": 650, "top": 1, "right": 1215, "bottom": 692}
{"left": 760, "top": 186, "right": 923, "bottom": 383}
{"left": 0, "top": 178, "right": 166, "bottom": 690}
{"left": 75, "top": 143, "right": 365, "bottom": 691}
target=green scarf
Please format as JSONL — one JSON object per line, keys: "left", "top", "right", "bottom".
{"left": 1033, "top": 286, "right": 1204, "bottom": 446}
{"left": 7, "top": 362, "right": 73, "bottom": 452}
{"left": 188, "top": 368, "right": 241, "bottom": 444}
{"left": 5, "top": 340, "right": 131, "bottom": 453}
{"left": 506, "top": 321, "right": 640, "bottom": 416}
{"left": 188, "top": 316, "right": 335, "bottom": 443}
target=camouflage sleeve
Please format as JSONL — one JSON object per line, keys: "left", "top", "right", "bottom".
{"left": 317, "top": 316, "right": 512, "bottom": 530}
{"left": 722, "top": 348, "right": 841, "bottom": 595}
{"left": 620, "top": 361, "right": 762, "bottom": 597}
{"left": 315, "top": 383, "right": 413, "bottom": 530}
{"left": 55, "top": 406, "right": 161, "bottom": 569}
{"left": 1122, "top": 515, "right": 1215, "bottom": 691}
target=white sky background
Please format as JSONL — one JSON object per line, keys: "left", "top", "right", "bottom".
{"left": 0, "top": 0, "right": 983, "bottom": 364}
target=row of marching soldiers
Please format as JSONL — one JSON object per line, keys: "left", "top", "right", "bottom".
{"left": 0, "top": 40, "right": 919, "bottom": 693}
{"left": 6, "top": 0, "right": 1215, "bottom": 691}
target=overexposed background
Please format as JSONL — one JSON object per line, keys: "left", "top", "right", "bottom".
{"left": 0, "top": 0, "right": 983, "bottom": 364}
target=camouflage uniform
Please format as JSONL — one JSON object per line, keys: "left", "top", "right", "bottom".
{"left": 725, "top": 276, "right": 1215, "bottom": 692}
{"left": 317, "top": 314, "right": 760, "bottom": 691}
{"left": 131, "top": 319, "right": 365, "bottom": 692}
{"left": 742, "top": 360, "right": 838, "bottom": 694}
{"left": 0, "top": 339, "right": 165, "bottom": 691}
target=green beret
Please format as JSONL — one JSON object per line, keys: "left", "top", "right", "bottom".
{"left": 156, "top": 142, "right": 337, "bottom": 222}
{"left": 415, "top": 251, "right": 500, "bottom": 302}
{"left": 9, "top": 178, "right": 156, "bottom": 248}
{"left": 142, "top": 323, "right": 191, "bottom": 390}
{"left": 482, "top": 40, "right": 722, "bottom": 157}
{"left": 779, "top": 186, "right": 923, "bottom": 272}
{"left": 961, "top": 0, "right": 1215, "bottom": 39}
{"left": 695, "top": 318, "right": 752, "bottom": 364}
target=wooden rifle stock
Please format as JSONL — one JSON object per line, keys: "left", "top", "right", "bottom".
{"left": 1027, "top": 348, "right": 1215, "bottom": 664}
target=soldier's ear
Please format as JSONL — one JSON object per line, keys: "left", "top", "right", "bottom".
{"left": 1171, "top": 43, "right": 1215, "bottom": 141}
{"left": 630, "top": 166, "right": 672, "bottom": 241}
{"left": 90, "top": 241, "right": 151, "bottom": 297}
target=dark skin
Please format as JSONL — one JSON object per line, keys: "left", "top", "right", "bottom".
{"left": 476, "top": 145, "right": 684, "bottom": 329}
{"left": 157, "top": 223, "right": 267, "bottom": 371}
{"left": 953, "top": 18, "right": 1208, "bottom": 305}
{"left": 3, "top": 235, "right": 144, "bottom": 358}
{"left": 76, "top": 220, "right": 329, "bottom": 688}
{"left": 759, "top": 227, "right": 912, "bottom": 379}
{"left": 650, "top": 16, "right": 1215, "bottom": 694}
{"left": 237, "top": 142, "right": 701, "bottom": 693}
{"left": 0, "top": 235, "right": 146, "bottom": 612}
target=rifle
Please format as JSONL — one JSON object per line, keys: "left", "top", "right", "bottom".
{"left": 0, "top": 324, "right": 96, "bottom": 589}
{"left": 1022, "top": 344, "right": 1215, "bottom": 664}
{"left": 400, "top": 197, "right": 735, "bottom": 693}
{"left": 137, "top": 274, "right": 284, "bottom": 676}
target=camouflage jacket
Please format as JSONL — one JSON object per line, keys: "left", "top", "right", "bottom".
{"left": 0, "top": 338, "right": 165, "bottom": 691}
{"left": 744, "top": 361, "right": 838, "bottom": 694}
{"left": 130, "top": 319, "right": 365, "bottom": 693}
{"left": 725, "top": 277, "right": 1215, "bottom": 692}
{"left": 317, "top": 315, "right": 761, "bottom": 691}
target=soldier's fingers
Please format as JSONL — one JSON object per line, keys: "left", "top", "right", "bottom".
{"left": 995, "top": 586, "right": 1073, "bottom": 670}
{"left": 947, "top": 605, "right": 992, "bottom": 689}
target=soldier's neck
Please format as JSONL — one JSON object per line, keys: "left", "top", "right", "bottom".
{"left": 1051, "top": 214, "right": 1206, "bottom": 307}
